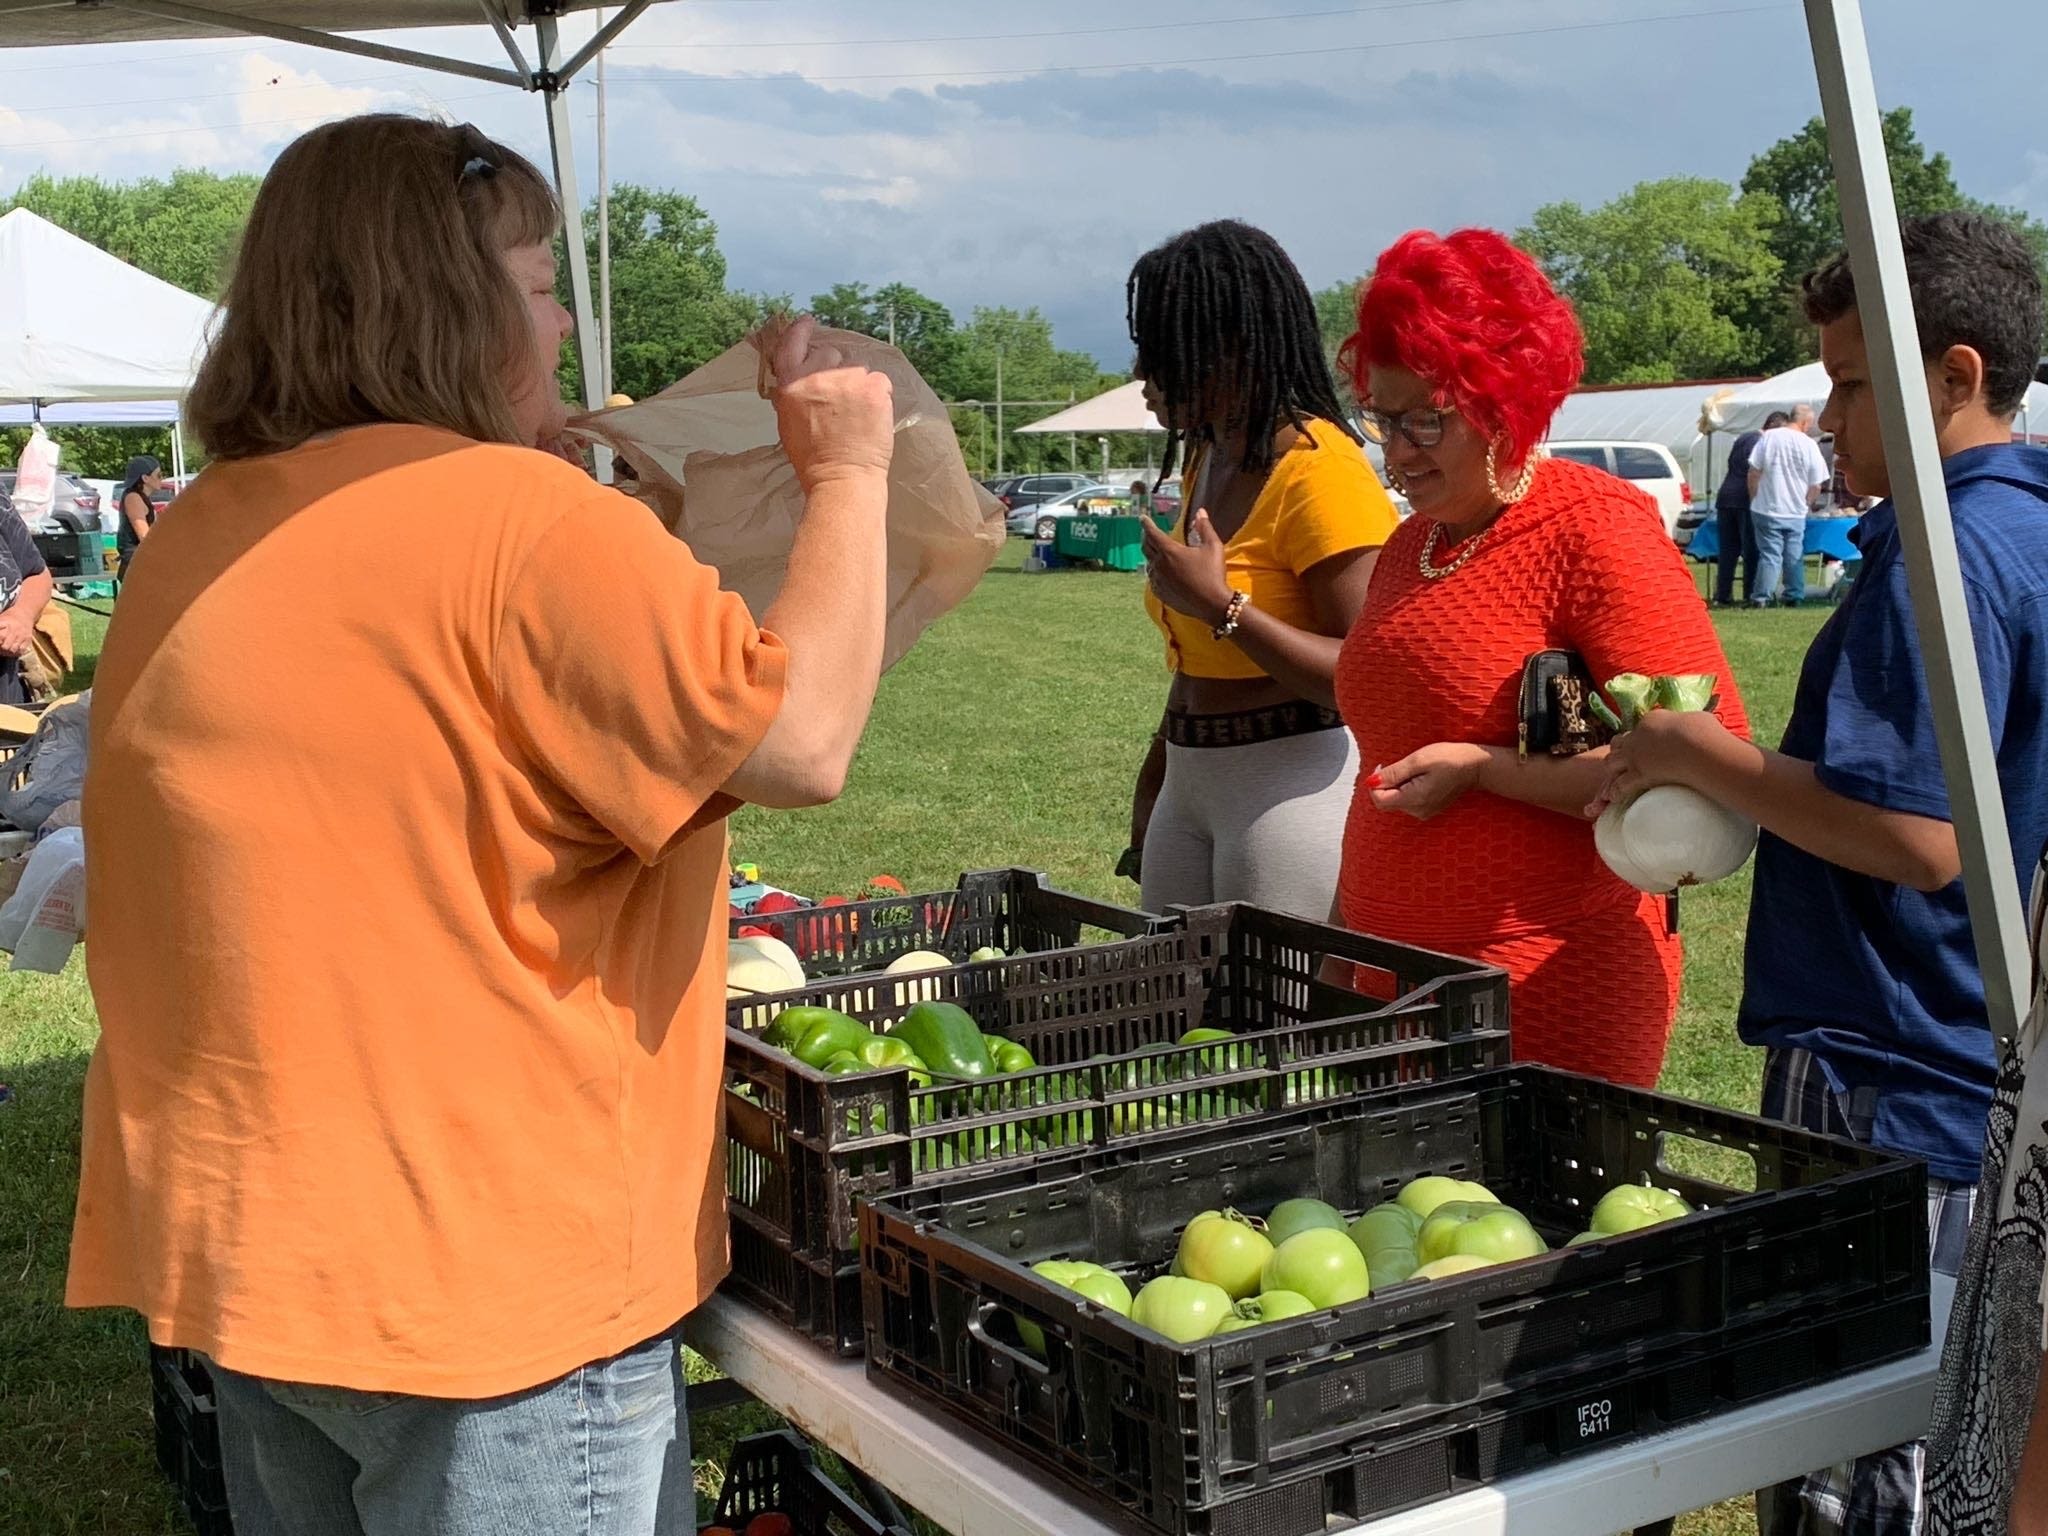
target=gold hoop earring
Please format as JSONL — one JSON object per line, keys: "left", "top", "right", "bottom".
{"left": 1485, "top": 442, "right": 1538, "bottom": 505}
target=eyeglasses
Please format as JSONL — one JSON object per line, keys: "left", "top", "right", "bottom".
{"left": 1360, "top": 406, "right": 1452, "bottom": 449}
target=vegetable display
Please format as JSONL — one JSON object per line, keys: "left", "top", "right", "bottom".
{"left": 1589, "top": 672, "right": 1759, "bottom": 893}
{"left": 1008, "top": 1171, "right": 1700, "bottom": 1352}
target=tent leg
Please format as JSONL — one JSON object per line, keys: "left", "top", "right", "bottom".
{"left": 538, "top": 17, "right": 603, "bottom": 417}
{"left": 171, "top": 420, "right": 186, "bottom": 483}
{"left": 1805, "top": 0, "right": 2032, "bottom": 1043}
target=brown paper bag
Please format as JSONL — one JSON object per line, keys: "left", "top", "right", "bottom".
{"left": 570, "top": 326, "right": 1006, "bottom": 672}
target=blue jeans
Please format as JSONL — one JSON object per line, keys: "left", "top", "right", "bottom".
{"left": 206, "top": 1326, "right": 692, "bottom": 1536}
{"left": 1712, "top": 502, "right": 1759, "bottom": 604}
{"left": 1751, "top": 513, "right": 1807, "bottom": 605}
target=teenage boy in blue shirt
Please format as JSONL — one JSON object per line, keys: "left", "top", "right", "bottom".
{"left": 1599, "top": 211, "right": 2048, "bottom": 1536}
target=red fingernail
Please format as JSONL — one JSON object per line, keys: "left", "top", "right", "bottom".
{"left": 1366, "top": 772, "right": 1384, "bottom": 789}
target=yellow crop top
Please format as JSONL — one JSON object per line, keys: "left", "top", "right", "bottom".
{"left": 1145, "top": 419, "right": 1399, "bottom": 679}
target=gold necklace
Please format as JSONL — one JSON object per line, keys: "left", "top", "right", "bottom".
{"left": 1418, "top": 520, "right": 1489, "bottom": 581}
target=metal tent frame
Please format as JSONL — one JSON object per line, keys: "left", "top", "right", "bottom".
{"left": 4, "top": 0, "right": 2028, "bottom": 1046}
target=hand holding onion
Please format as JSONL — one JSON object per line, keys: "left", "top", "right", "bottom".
{"left": 1586, "top": 678, "right": 1758, "bottom": 893}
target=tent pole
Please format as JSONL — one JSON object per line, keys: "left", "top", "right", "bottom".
{"left": 537, "top": 16, "right": 604, "bottom": 417}
{"left": 1805, "top": 0, "right": 2031, "bottom": 1044}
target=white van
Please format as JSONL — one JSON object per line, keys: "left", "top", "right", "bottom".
{"left": 1544, "top": 440, "right": 1690, "bottom": 538}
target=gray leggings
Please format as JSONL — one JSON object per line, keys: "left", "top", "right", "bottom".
{"left": 1141, "top": 727, "right": 1358, "bottom": 919}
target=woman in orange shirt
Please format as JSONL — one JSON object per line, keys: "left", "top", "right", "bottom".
{"left": 1332, "top": 230, "right": 1748, "bottom": 1087}
{"left": 1132, "top": 220, "right": 1400, "bottom": 918}
{"left": 68, "top": 116, "right": 896, "bottom": 1535}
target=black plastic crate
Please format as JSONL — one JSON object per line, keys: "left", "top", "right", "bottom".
{"left": 701, "top": 1430, "right": 911, "bottom": 1536}
{"left": 723, "top": 903, "right": 1511, "bottom": 1355}
{"left": 150, "top": 1346, "right": 233, "bottom": 1536}
{"left": 728, "top": 867, "right": 1161, "bottom": 979}
{"left": 860, "top": 1066, "right": 1929, "bottom": 1536}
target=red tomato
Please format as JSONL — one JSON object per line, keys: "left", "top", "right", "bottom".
{"left": 743, "top": 1515, "right": 794, "bottom": 1536}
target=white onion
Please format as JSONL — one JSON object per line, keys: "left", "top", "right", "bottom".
{"left": 731, "top": 933, "right": 806, "bottom": 991}
{"left": 1596, "top": 786, "right": 1758, "bottom": 893}
{"left": 884, "top": 948, "right": 952, "bottom": 1007}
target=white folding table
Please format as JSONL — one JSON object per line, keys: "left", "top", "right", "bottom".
{"left": 690, "top": 1275, "right": 1952, "bottom": 1536}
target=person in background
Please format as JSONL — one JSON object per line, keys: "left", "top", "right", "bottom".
{"left": 1127, "top": 218, "right": 1399, "bottom": 918}
{"left": 1333, "top": 228, "right": 1747, "bottom": 1090}
{"left": 0, "top": 489, "right": 53, "bottom": 706}
{"left": 1712, "top": 411, "right": 1782, "bottom": 606}
{"left": 1128, "top": 477, "right": 1153, "bottom": 516}
{"left": 113, "top": 454, "right": 164, "bottom": 573}
{"left": 1597, "top": 211, "right": 2048, "bottom": 1536}
{"left": 1748, "top": 402, "right": 1829, "bottom": 607}
{"left": 68, "top": 114, "right": 896, "bottom": 1536}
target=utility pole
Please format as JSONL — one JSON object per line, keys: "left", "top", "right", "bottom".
{"left": 885, "top": 298, "right": 896, "bottom": 350}
{"left": 995, "top": 346, "right": 1004, "bottom": 475}
{"left": 595, "top": 8, "right": 612, "bottom": 402}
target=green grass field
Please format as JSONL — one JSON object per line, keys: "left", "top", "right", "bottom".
{"left": 0, "top": 554, "right": 1828, "bottom": 1535}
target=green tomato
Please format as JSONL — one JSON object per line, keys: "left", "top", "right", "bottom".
{"left": 1413, "top": 1253, "right": 1496, "bottom": 1281}
{"left": 1589, "top": 1185, "right": 1692, "bottom": 1235}
{"left": 1213, "top": 1289, "right": 1318, "bottom": 1334}
{"left": 1015, "top": 1260, "right": 1133, "bottom": 1357}
{"left": 967, "top": 946, "right": 1007, "bottom": 964}
{"left": 1175, "top": 1027, "right": 1246, "bottom": 1077}
{"left": 1174, "top": 1210, "right": 1274, "bottom": 1301}
{"left": 1130, "top": 1275, "right": 1234, "bottom": 1343}
{"left": 1347, "top": 1203, "right": 1423, "bottom": 1258}
{"left": 1417, "top": 1201, "right": 1547, "bottom": 1265}
{"left": 1363, "top": 1245, "right": 1420, "bottom": 1286}
{"left": 1262, "top": 1228, "right": 1371, "bottom": 1307}
{"left": 1263, "top": 1198, "right": 1347, "bottom": 1249}
{"left": 1565, "top": 1231, "right": 1602, "bottom": 1248}
{"left": 1395, "top": 1176, "right": 1498, "bottom": 1220}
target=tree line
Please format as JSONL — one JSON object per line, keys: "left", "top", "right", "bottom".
{"left": 7, "top": 107, "right": 2041, "bottom": 479}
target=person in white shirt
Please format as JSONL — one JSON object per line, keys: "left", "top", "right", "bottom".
{"left": 1747, "top": 403, "right": 1830, "bottom": 606}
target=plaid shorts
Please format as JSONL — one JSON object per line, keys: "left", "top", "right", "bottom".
{"left": 1754, "top": 1046, "right": 1977, "bottom": 1536}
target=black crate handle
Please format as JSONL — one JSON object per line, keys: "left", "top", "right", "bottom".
{"left": 967, "top": 1299, "right": 1054, "bottom": 1377}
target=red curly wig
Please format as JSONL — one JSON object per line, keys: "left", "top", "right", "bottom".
{"left": 1341, "top": 229, "right": 1584, "bottom": 467}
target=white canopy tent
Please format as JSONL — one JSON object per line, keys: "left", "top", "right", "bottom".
{"left": 1703, "top": 361, "right": 2047, "bottom": 439}
{"left": 0, "top": 400, "right": 185, "bottom": 429}
{"left": 2, "top": 0, "right": 2028, "bottom": 1048}
{"left": 0, "top": 0, "right": 670, "bottom": 412}
{"left": 1546, "top": 379, "right": 1761, "bottom": 498}
{"left": 0, "top": 209, "right": 214, "bottom": 403}
{"left": 1015, "top": 381, "right": 1162, "bottom": 437}
{"left": 0, "top": 209, "right": 214, "bottom": 476}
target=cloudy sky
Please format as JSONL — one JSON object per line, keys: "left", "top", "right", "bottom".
{"left": 3, "top": 0, "right": 2043, "bottom": 365}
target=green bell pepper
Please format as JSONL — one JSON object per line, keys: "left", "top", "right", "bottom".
{"left": 793, "top": 1014, "right": 878, "bottom": 1069}
{"left": 891, "top": 1001, "right": 995, "bottom": 1078}
{"left": 859, "top": 1033, "right": 930, "bottom": 1078}
{"left": 984, "top": 1035, "right": 1037, "bottom": 1075}
{"left": 765, "top": 1005, "right": 859, "bottom": 1051}
{"left": 820, "top": 1051, "right": 868, "bottom": 1075}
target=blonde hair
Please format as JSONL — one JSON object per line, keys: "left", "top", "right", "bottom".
{"left": 188, "top": 115, "right": 559, "bottom": 460}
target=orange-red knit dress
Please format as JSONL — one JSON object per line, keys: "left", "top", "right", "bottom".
{"left": 1335, "top": 458, "right": 1749, "bottom": 1087}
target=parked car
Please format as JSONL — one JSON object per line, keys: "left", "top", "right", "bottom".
{"left": 1009, "top": 483, "right": 1118, "bottom": 539}
{"left": 0, "top": 469, "right": 100, "bottom": 529}
{"left": 994, "top": 472, "right": 1099, "bottom": 522}
{"left": 1543, "top": 440, "right": 1689, "bottom": 537}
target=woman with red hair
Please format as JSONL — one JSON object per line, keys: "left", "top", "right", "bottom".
{"left": 1332, "top": 230, "right": 1748, "bottom": 1087}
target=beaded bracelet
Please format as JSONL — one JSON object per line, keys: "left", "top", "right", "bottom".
{"left": 1211, "top": 589, "right": 1250, "bottom": 641}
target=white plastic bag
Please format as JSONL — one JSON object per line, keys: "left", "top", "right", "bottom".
{"left": 0, "top": 824, "right": 84, "bottom": 973}
{"left": 571, "top": 325, "right": 1006, "bottom": 672}
{"left": 12, "top": 424, "right": 59, "bottom": 520}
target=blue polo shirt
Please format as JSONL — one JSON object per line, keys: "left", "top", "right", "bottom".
{"left": 1739, "top": 443, "right": 2048, "bottom": 1184}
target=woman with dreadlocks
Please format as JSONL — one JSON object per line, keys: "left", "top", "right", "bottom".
{"left": 1128, "top": 219, "right": 1399, "bottom": 919}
